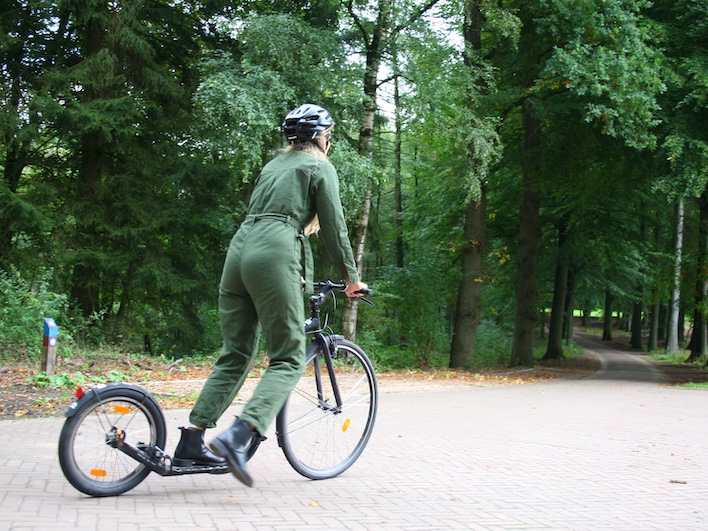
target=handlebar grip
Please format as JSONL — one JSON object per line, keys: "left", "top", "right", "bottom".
{"left": 356, "top": 288, "right": 373, "bottom": 296}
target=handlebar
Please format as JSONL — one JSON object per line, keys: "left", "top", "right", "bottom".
{"left": 304, "top": 280, "right": 374, "bottom": 333}
{"left": 311, "top": 280, "right": 374, "bottom": 303}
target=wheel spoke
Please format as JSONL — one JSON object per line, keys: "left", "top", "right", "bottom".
{"left": 277, "top": 340, "right": 378, "bottom": 480}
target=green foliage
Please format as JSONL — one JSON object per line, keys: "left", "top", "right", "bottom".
{"left": 193, "top": 51, "right": 295, "bottom": 179}
{"left": 651, "top": 0, "right": 708, "bottom": 198}
{"left": 1, "top": 1, "right": 706, "bottom": 373}
{"left": 650, "top": 350, "right": 692, "bottom": 363}
{"left": 329, "top": 141, "right": 378, "bottom": 220}
{"left": 0, "top": 269, "right": 71, "bottom": 360}
{"left": 25, "top": 371, "right": 86, "bottom": 389}
{"left": 473, "top": 320, "right": 514, "bottom": 367}
{"left": 538, "top": 0, "right": 664, "bottom": 149}
{"left": 24, "top": 367, "right": 131, "bottom": 389}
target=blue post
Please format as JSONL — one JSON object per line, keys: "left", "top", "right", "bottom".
{"left": 42, "top": 318, "right": 58, "bottom": 375}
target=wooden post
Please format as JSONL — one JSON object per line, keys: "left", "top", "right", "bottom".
{"left": 42, "top": 318, "right": 58, "bottom": 375}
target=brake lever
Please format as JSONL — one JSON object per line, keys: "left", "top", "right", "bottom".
{"left": 355, "top": 289, "right": 374, "bottom": 306}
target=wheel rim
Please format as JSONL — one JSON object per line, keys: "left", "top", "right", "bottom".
{"left": 68, "top": 397, "right": 160, "bottom": 489}
{"left": 280, "top": 343, "right": 377, "bottom": 477}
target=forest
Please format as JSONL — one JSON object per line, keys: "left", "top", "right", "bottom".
{"left": 1, "top": 0, "right": 706, "bottom": 370}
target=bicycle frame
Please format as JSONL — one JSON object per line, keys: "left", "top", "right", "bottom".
{"left": 304, "top": 280, "right": 370, "bottom": 416}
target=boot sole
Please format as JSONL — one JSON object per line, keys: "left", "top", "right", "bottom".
{"left": 209, "top": 439, "right": 254, "bottom": 487}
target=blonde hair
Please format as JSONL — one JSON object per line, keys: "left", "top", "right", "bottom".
{"left": 283, "top": 132, "right": 330, "bottom": 160}
{"left": 285, "top": 130, "right": 331, "bottom": 236}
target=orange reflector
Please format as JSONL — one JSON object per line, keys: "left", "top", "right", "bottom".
{"left": 90, "top": 469, "right": 107, "bottom": 477}
{"left": 342, "top": 418, "right": 350, "bottom": 432}
{"left": 113, "top": 405, "right": 131, "bottom": 414}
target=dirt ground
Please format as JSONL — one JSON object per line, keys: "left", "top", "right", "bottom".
{"left": 1, "top": 331, "right": 706, "bottom": 420}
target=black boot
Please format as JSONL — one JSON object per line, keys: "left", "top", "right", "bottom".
{"left": 173, "top": 427, "right": 227, "bottom": 467}
{"left": 209, "top": 417, "right": 255, "bottom": 487}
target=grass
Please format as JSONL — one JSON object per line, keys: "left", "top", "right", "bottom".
{"left": 677, "top": 382, "right": 708, "bottom": 389}
{"left": 649, "top": 350, "right": 692, "bottom": 364}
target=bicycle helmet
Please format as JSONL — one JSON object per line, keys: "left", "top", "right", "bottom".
{"left": 281, "top": 104, "right": 334, "bottom": 142}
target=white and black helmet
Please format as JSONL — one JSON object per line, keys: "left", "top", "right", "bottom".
{"left": 281, "top": 104, "right": 334, "bottom": 142}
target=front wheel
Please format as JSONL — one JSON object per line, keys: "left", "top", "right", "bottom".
{"left": 276, "top": 338, "right": 378, "bottom": 480}
{"left": 58, "top": 384, "right": 166, "bottom": 497}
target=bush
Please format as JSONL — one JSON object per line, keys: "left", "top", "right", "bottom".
{"left": 473, "top": 319, "right": 513, "bottom": 367}
{"left": 0, "top": 269, "right": 72, "bottom": 360}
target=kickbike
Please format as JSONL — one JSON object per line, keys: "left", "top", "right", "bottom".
{"left": 58, "top": 281, "right": 378, "bottom": 497}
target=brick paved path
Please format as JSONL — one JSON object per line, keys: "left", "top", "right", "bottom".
{"left": 1, "top": 337, "right": 707, "bottom": 530}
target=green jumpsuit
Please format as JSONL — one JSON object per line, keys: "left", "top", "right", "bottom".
{"left": 189, "top": 151, "right": 360, "bottom": 437}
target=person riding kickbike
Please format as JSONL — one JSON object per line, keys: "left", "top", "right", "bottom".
{"left": 172, "top": 104, "right": 367, "bottom": 487}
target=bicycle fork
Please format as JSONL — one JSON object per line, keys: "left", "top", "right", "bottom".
{"left": 313, "top": 335, "right": 344, "bottom": 414}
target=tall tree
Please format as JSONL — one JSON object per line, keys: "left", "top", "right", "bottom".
{"left": 0, "top": 0, "right": 58, "bottom": 268}
{"left": 503, "top": 0, "right": 664, "bottom": 365}
{"left": 543, "top": 217, "right": 569, "bottom": 360}
{"left": 649, "top": 0, "right": 708, "bottom": 357}
{"left": 687, "top": 191, "right": 708, "bottom": 361}
{"left": 666, "top": 199, "right": 685, "bottom": 352}
{"left": 449, "top": 0, "right": 503, "bottom": 369}
{"left": 43, "top": 0, "right": 204, "bottom": 325}
{"left": 340, "top": 0, "right": 442, "bottom": 341}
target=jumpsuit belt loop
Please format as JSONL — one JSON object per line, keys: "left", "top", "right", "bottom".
{"left": 247, "top": 213, "right": 313, "bottom": 293}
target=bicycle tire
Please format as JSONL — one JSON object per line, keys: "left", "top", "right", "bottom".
{"left": 58, "top": 384, "right": 166, "bottom": 497}
{"left": 276, "top": 338, "right": 378, "bottom": 480}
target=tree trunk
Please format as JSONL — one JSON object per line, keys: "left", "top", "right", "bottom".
{"left": 393, "top": 46, "right": 404, "bottom": 270}
{"left": 341, "top": 0, "right": 391, "bottom": 341}
{"left": 630, "top": 299, "right": 643, "bottom": 349}
{"left": 648, "top": 216, "right": 662, "bottom": 351}
{"left": 70, "top": 13, "right": 107, "bottom": 317}
{"left": 630, "top": 213, "right": 647, "bottom": 349}
{"left": 510, "top": 103, "right": 541, "bottom": 367}
{"left": 602, "top": 289, "right": 613, "bottom": 341}
{"left": 563, "top": 269, "right": 575, "bottom": 342}
{"left": 659, "top": 303, "right": 667, "bottom": 342}
{"left": 687, "top": 191, "right": 708, "bottom": 362}
{"left": 666, "top": 198, "right": 685, "bottom": 353}
{"left": 449, "top": 0, "right": 486, "bottom": 369}
{"left": 544, "top": 222, "right": 569, "bottom": 360}
{"left": 648, "top": 301, "right": 660, "bottom": 351}
{"left": 341, "top": 190, "right": 371, "bottom": 341}
{"left": 450, "top": 184, "right": 487, "bottom": 368}
{"left": 581, "top": 304, "right": 590, "bottom": 327}
{"left": 71, "top": 126, "right": 104, "bottom": 317}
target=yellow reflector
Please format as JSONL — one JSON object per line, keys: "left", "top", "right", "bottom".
{"left": 342, "top": 418, "right": 350, "bottom": 432}
{"left": 90, "top": 469, "right": 107, "bottom": 477}
{"left": 113, "top": 405, "right": 131, "bottom": 414}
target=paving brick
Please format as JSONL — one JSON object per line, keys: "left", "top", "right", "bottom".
{"left": 1, "top": 338, "right": 708, "bottom": 529}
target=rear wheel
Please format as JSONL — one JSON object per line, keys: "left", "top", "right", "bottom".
{"left": 58, "top": 385, "right": 166, "bottom": 497}
{"left": 276, "top": 339, "right": 377, "bottom": 479}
